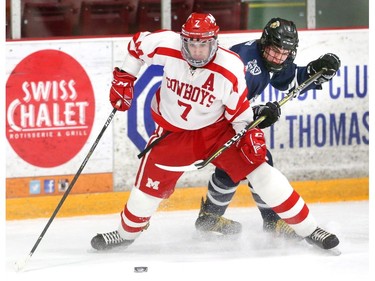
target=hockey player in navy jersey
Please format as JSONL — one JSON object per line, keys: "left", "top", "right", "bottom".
{"left": 195, "top": 18, "right": 341, "bottom": 240}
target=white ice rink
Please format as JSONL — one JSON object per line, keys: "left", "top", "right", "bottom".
{"left": 5, "top": 201, "right": 372, "bottom": 281}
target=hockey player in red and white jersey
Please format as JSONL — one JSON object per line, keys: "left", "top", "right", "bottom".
{"left": 91, "top": 13, "right": 339, "bottom": 251}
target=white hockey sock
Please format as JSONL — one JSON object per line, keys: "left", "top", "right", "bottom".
{"left": 246, "top": 163, "right": 317, "bottom": 237}
{"left": 118, "top": 187, "right": 162, "bottom": 240}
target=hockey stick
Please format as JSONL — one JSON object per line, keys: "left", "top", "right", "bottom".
{"left": 14, "top": 106, "right": 118, "bottom": 272}
{"left": 137, "top": 131, "right": 171, "bottom": 159}
{"left": 155, "top": 69, "right": 325, "bottom": 172}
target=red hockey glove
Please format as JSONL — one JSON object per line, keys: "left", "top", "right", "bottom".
{"left": 110, "top": 67, "right": 137, "bottom": 111}
{"left": 236, "top": 128, "right": 267, "bottom": 165}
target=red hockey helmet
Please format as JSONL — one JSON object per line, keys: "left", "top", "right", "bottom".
{"left": 181, "top": 13, "right": 219, "bottom": 39}
{"left": 181, "top": 13, "right": 220, "bottom": 67}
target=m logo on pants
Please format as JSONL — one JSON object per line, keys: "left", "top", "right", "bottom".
{"left": 146, "top": 178, "right": 160, "bottom": 190}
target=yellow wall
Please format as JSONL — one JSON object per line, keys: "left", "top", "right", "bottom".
{"left": 6, "top": 177, "right": 368, "bottom": 220}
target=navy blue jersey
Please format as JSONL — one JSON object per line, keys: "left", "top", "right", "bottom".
{"left": 230, "top": 40, "right": 321, "bottom": 101}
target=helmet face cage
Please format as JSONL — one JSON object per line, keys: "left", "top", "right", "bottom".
{"left": 260, "top": 18, "right": 299, "bottom": 72}
{"left": 181, "top": 13, "right": 219, "bottom": 67}
{"left": 181, "top": 37, "right": 218, "bottom": 68}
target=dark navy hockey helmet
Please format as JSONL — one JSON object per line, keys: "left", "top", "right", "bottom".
{"left": 260, "top": 18, "right": 299, "bottom": 72}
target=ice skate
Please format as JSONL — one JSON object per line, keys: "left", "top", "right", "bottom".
{"left": 305, "top": 227, "right": 339, "bottom": 250}
{"left": 195, "top": 198, "right": 242, "bottom": 235}
{"left": 263, "top": 219, "right": 303, "bottom": 240}
{"left": 91, "top": 230, "right": 134, "bottom": 251}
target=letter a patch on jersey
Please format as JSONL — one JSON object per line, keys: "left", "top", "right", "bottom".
{"left": 202, "top": 73, "right": 215, "bottom": 91}
{"left": 146, "top": 178, "right": 160, "bottom": 190}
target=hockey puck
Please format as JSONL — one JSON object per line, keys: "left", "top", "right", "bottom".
{"left": 134, "top": 266, "right": 148, "bottom": 273}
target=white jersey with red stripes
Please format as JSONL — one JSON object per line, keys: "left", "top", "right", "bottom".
{"left": 124, "top": 30, "right": 253, "bottom": 133}
{"left": 113, "top": 30, "right": 320, "bottom": 242}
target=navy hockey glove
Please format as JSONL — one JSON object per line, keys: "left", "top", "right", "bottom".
{"left": 110, "top": 67, "right": 137, "bottom": 111}
{"left": 253, "top": 101, "right": 281, "bottom": 129}
{"left": 307, "top": 53, "right": 341, "bottom": 85}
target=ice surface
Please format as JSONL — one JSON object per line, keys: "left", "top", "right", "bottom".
{"left": 5, "top": 201, "right": 371, "bottom": 281}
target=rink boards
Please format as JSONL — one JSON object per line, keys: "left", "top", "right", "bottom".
{"left": 5, "top": 29, "right": 369, "bottom": 220}
{"left": 6, "top": 177, "right": 368, "bottom": 220}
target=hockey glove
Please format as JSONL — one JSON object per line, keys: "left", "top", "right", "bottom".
{"left": 236, "top": 128, "right": 267, "bottom": 165}
{"left": 307, "top": 53, "right": 341, "bottom": 85}
{"left": 253, "top": 101, "right": 281, "bottom": 129}
{"left": 110, "top": 67, "right": 137, "bottom": 111}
